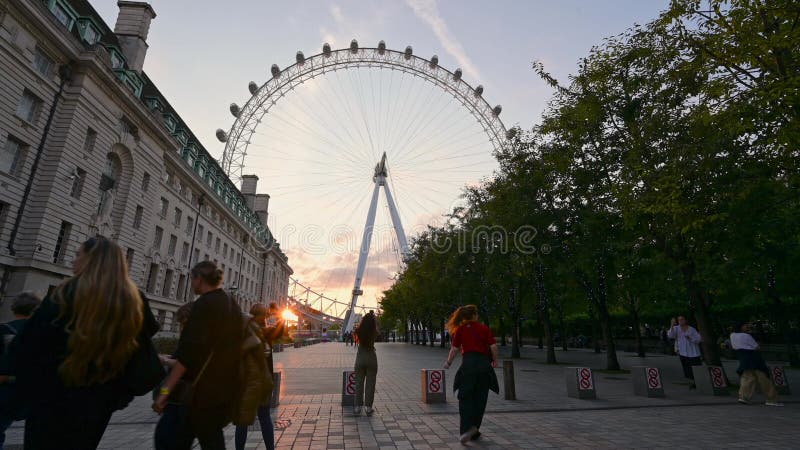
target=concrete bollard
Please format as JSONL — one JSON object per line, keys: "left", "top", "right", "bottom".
{"left": 421, "top": 369, "right": 446, "bottom": 403}
{"left": 769, "top": 365, "right": 791, "bottom": 395}
{"left": 503, "top": 360, "right": 516, "bottom": 400}
{"left": 565, "top": 367, "right": 596, "bottom": 399}
{"left": 692, "top": 365, "right": 729, "bottom": 396}
{"left": 341, "top": 370, "right": 356, "bottom": 406}
{"left": 270, "top": 371, "right": 282, "bottom": 407}
{"left": 632, "top": 366, "right": 665, "bottom": 398}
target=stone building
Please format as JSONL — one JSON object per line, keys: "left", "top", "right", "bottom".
{"left": 0, "top": 0, "right": 292, "bottom": 332}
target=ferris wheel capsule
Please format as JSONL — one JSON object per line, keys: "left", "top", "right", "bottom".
{"left": 271, "top": 64, "right": 281, "bottom": 78}
{"left": 229, "top": 103, "right": 240, "bottom": 118}
{"left": 350, "top": 39, "right": 359, "bottom": 53}
{"left": 453, "top": 68, "right": 462, "bottom": 81}
{"left": 474, "top": 85, "right": 484, "bottom": 96}
{"left": 493, "top": 105, "right": 502, "bottom": 116}
{"left": 404, "top": 46, "right": 413, "bottom": 59}
{"left": 296, "top": 51, "right": 305, "bottom": 65}
{"left": 429, "top": 55, "right": 438, "bottom": 68}
{"left": 322, "top": 43, "right": 332, "bottom": 57}
{"left": 248, "top": 81, "right": 258, "bottom": 95}
{"left": 216, "top": 129, "right": 227, "bottom": 142}
{"left": 378, "top": 40, "right": 386, "bottom": 54}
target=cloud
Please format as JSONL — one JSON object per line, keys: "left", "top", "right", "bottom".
{"left": 405, "top": 0, "right": 483, "bottom": 83}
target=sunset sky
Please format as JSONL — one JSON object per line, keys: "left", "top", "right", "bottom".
{"left": 94, "top": 0, "right": 669, "bottom": 312}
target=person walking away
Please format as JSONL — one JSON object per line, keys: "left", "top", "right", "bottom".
{"left": 0, "top": 292, "right": 41, "bottom": 450}
{"left": 154, "top": 301, "right": 195, "bottom": 449}
{"left": 668, "top": 316, "right": 702, "bottom": 389}
{"left": 13, "top": 237, "right": 159, "bottom": 449}
{"left": 443, "top": 305, "right": 499, "bottom": 444}
{"left": 153, "top": 261, "right": 242, "bottom": 449}
{"left": 731, "top": 321, "right": 783, "bottom": 407}
{"left": 234, "top": 303, "right": 285, "bottom": 450}
{"left": 353, "top": 311, "right": 378, "bottom": 416}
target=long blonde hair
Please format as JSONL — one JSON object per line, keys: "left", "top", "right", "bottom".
{"left": 446, "top": 304, "right": 478, "bottom": 335}
{"left": 56, "top": 237, "right": 143, "bottom": 387}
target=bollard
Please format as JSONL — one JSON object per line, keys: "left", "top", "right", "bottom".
{"left": 270, "top": 371, "right": 282, "bottom": 407}
{"left": 294, "top": 341, "right": 301, "bottom": 348}
{"left": 632, "top": 366, "right": 665, "bottom": 398}
{"left": 692, "top": 365, "right": 729, "bottom": 396}
{"left": 421, "top": 369, "right": 446, "bottom": 403}
{"left": 565, "top": 367, "right": 596, "bottom": 399}
{"left": 503, "top": 360, "right": 516, "bottom": 400}
{"left": 769, "top": 365, "right": 791, "bottom": 395}
{"left": 341, "top": 370, "right": 356, "bottom": 406}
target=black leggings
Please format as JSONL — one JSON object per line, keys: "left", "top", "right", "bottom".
{"left": 24, "top": 405, "right": 113, "bottom": 449}
{"left": 679, "top": 355, "right": 702, "bottom": 379}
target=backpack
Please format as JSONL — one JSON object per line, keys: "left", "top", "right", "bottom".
{"left": 231, "top": 314, "right": 273, "bottom": 426}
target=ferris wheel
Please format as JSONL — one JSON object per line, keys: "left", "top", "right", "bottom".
{"left": 217, "top": 40, "right": 512, "bottom": 331}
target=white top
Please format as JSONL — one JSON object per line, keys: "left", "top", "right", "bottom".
{"left": 730, "top": 332, "right": 759, "bottom": 350}
{"left": 667, "top": 325, "right": 702, "bottom": 357}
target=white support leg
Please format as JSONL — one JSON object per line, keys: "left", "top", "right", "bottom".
{"left": 382, "top": 182, "right": 409, "bottom": 259}
{"left": 343, "top": 180, "right": 381, "bottom": 333}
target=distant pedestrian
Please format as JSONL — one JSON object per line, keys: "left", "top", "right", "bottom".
{"left": 352, "top": 311, "right": 379, "bottom": 416}
{"left": 153, "top": 261, "right": 242, "bottom": 449}
{"left": 234, "top": 302, "right": 285, "bottom": 450}
{"left": 0, "top": 292, "right": 41, "bottom": 450}
{"left": 14, "top": 237, "right": 160, "bottom": 449}
{"left": 731, "top": 321, "right": 783, "bottom": 407}
{"left": 154, "top": 301, "right": 195, "bottom": 450}
{"left": 443, "top": 305, "right": 499, "bottom": 444}
{"left": 668, "top": 316, "right": 702, "bottom": 389}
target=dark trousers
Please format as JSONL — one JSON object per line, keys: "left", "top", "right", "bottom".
{"left": 188, "top": 407, "right": 228, "bottom": 450}
{"left": 455, "top": 353, "right": 493, "bottom": 435}
{"left": 154, "top": 403, "right": 193, "bottom": 450}
{"left": 234, "top": 404, "right": 274, "bottom": 450}
{"left": 354, "top": 349, "right": 378, "bottom": 407}
{"left": 679, "top": 355, "right": 702, "bottom": 379}
{"left": 458, "top": 383, "right": 490, "bottom": 434}
{"left": 24, "top": 405, "right": 112, "bottom": 449}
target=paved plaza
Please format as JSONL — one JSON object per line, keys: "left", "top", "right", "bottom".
{"left": 5, "top": 342, "right": 798, "bottom": 449}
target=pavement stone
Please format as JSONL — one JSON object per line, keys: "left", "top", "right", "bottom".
{"left": 4, "top": 342, "right": 798, "bottom": 448}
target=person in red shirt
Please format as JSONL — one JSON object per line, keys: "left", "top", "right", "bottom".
{"left": 443, "top": 305, "right": 499, "bottom": 444}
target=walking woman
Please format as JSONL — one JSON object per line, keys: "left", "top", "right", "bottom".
{"left": 14, "top": 237, "right": 159, "bottom": 449}
{"left": 153, "top": 261, "right": 241, "bottom": 449}
{"left": 353, "top": 310, "right": 378, "bottom": 415}
{"left": 443, "top": 305, "right": 499, "bottom": 444}
{"left": 234, "top": 303, "right": 285, "bottom": 450}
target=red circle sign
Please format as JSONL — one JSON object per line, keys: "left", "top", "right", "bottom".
{"left": 710, "top": 367, "right": 726, "bottom": 388}
{"left": 772, "top": 367, "right": 785, "bottom": 386}
{"left": 429, "top": 380, "right": 441, "bottom": 392}
{"left": 578, "top": 368, "right": 592, "bottom": 390}
{"left": 431, "top": 371, "right": 442, "bottom": 382}
{"left": 647, "top": 368, "right": 661, "bottom": 389}
{"left": 345, "top": 372, "right": 356, "bottom": 395}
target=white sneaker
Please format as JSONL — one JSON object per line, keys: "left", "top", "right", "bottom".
{"left": 364, "top": 406, "right": 374, "bottom": 416}
{"left": 765, "top": 402, "right": 785, "bottom": 407}
{"left": 737, "top": 398, "right": 750, "bottom": 404}
{"left": 353, "top": 406, "right": 361, "bottom": 415}
{"left": 459, "top": 427, "right": 478, "bottom": 445}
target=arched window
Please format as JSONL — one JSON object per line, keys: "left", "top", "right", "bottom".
{"left": 97, "top": 152, "right": 122, "bottom": 218}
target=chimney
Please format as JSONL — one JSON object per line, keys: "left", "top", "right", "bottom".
{"left": 113, "top": 1, "right": 156, "bottom": 72}
{"left": 254, "top": 194, "right": 270, "bottom": 225}
{"left": 241, "top": 175, "right": 269, "bottom": 224}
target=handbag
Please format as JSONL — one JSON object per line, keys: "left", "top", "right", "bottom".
{"left": 155, "top": 352, "right": 214, "bottom": 405}
{"left": 124, "top": 333, "right": 166, "bottom": 396}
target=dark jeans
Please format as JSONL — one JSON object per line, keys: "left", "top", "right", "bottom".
{"left": 234, "top": 404, "right": 274, "bottom": 450}
{"left": 679, "top": 355, "right": 702, "bottom": 379}
{"left": 154, "top": 403, "right": 193, "bottom": 450}
{"left": 456, "top": 353, "right": 493, "bottom": 435}
{"left": 354, "top": 349, "right": 377, "bottom": 407}
{"left": 0, "top": 384, "right": 17, "bottom": 450}
{"left": 24, "top": 404, "right": 113, "bottom": 449}
{"left": 189, "top": 407, "right": 228, "bottom": 450}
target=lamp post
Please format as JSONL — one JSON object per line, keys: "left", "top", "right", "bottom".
{"left": 183, "top": 194, "right": 205, "bottom": 302}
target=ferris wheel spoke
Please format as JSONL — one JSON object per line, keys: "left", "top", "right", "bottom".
{"left": 398, "top": 119, "right": 488, "bottom": 165}
{"left": 390, "top": 81, "right": 449, "bottom": 161}
{"left": 313, "top": 71, "right": 375, "bottom": 164}
{"left": 391, "top": 87, "right": 456, "bottom": 162}
{"left": 332, "top": 70, "right": 374, "bottom": 161}
{"left": 253, "top": 118, "right": 363, "bottom": 168}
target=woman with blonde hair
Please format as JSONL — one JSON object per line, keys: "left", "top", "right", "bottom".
{"left": 443, "top": 305, "right": 499, "bottom": 444}
{"left": 14, "top": 236, "right": 159, "bottom": 449}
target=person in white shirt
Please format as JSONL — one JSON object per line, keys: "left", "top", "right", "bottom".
{"left": 667, "top": 316, "right": 702, "bottom": 389}
{"left": 730, "top": 321, "right": 783, "bottom": 407}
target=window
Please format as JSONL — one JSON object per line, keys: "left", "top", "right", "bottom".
{"left": 153, "top": 226, "right": 163, "bottom": 249}
{"left": 206, "top": 231, "right": 212, "bottom": 247}
{"left": 146, "top": 264, "right": 159, "bottom": 293}
{"left": 109, "top": 48, "right": 125, "bottom": 70}
{"left": 165, "top": 171, "right": 174, "bottom": 186}
{"left": 197, "top": 224, "right": 204, "bottom": 241}
{"left": 53, "top": 221, "right": 72, "bottom": 264}
{"left": 16, "top": 90, "right": 42, "bottom": 124}
{"left": 81, "top": 22, "right": 99, "bottom": 45}
{"left": 174, "top": 208, "right": 182, "bottom": 227}
{"left": 185, "top": 216, "right": 194, "bottom": 234}
{"left": 180, "top": 242, "right": 189, "bottom": 263}
{"left": 162, "top": 269, "right": 174, "bottom": 297}
{"left": 168, "top": 234, "right": 177, "bottom": 256}
{"left": 69, "top": 168, "right": 85, "bottom": 199}
{"left": 133, "top": 205, "right": 144, "bottom": 229}
{"left": 223, "top": 243, "right": 228, "bottom": 259}
{"left": 141, "top": 172, "right": 151, "bottom": 192}
{"left": 51, "top": 3, "right": 73, "bottom": 28}
{"left": 1, "top": 136, "right": 25, "bottom": 175}
{"left": 82, "top": 128, "right": 97, "bottom": 153}
{"left": 125, "top": 248, "right": 134, "bottom": 268}
{"left": 215, "top": 237, "right": 220, "bottom": 253}
{"left": 176, "top": 275, "right": 187, "bottom": 301}
{"left": 33, "top": 48, "right": 54, "bottom": 77}
{"left": 203, "top": 253, "right": 209, "bottom": 263}
{"left": 159, "top": 198, "right": 168, "bottom": 218}
{"left": 193, "top": 249, "right": 200, "bottom": 264}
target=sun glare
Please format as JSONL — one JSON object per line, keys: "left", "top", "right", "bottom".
{"left": 282, "top": 309, "right": 298, "bottom": 322}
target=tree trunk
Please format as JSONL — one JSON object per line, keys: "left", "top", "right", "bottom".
{"left": 421, "top": 322, "right": 428, "bottom": 345}
{"left": 557, "top": 299, "right": 568, "bottom": 351}
{"left": 440, "top": 318, "right": 447, "bottom": 348}
{"left": 511, "top": 313, "right": 521, "bottom": 358}
{"left": 535, "top": 263, "right": 557, "bottom": 364}
{"left": 499, "top": 316, "right": 507, "bottom": 346}
{"left": 596, "top": 267, "right": 620, "bottom": 371}
{"left": 629, "top": 295, "right": 646, "bottom": 357}
{"left": 404, "top": 320, "right": 409, "bottom": 343}
{"left": 429, "top": 322, "right": 435, "bottom": 347}
{"left": 680, "top": 263, "right": 721, "bottom": 366}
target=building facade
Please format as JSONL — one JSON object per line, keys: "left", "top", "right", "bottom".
{"left": 0, "top": 0, "right": 292, "bottom": 332}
